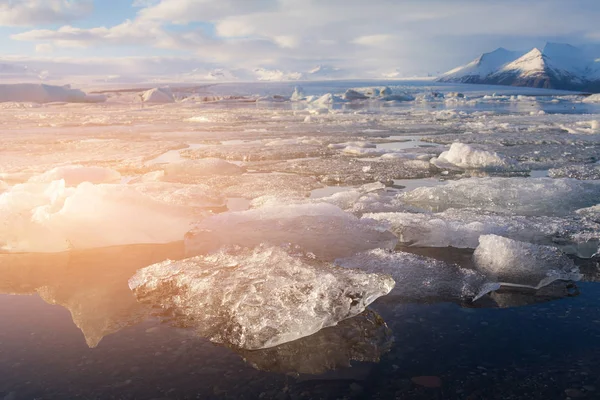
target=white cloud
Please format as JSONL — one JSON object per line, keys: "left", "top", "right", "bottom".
{"left": 0, "top": 0, "right": 92, "bottom": 26}
{"left": 352, "top": 34, "right": 394, "bottom": 47}
{"left": 7, "top": 0, "right": 600, "bottom": 77}
{"left": 35, "top": 43, "right": 54, "bottom": 53}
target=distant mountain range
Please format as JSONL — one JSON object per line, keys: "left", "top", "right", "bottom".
{"left": 438, "top": 43, "right": 600, "bottom": 93}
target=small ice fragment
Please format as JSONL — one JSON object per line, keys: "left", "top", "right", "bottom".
{"left": 473, "top": 235, "right": 581, "bottom": 290}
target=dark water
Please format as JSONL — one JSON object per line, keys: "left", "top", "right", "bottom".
{"left": 1, "top": 245, "right": 599, "bottom": 400}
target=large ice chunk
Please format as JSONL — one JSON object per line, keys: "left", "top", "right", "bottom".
{"left": 401, "top": 177, "right": 600, "bottom": 216}
{"left": 336, "top": 249, "right": 498, "bottom": 302}
{"left": 473, "top": 235, "right": 581, "bottom": 289}
{"left": 0, "top": 180, "right": 195, "bottom": 252}
{"left": 236, "top": 309, "right": 392, "bottom": 375}
{"left": 366, "top": 208, "right": 600, "bottom": 258}
{"left": 185, "top": 202, "right": 398, "bottom": 260}
{"left": 128, "top": 246, "right": 395, "bottom": 350}
{"left": 430, "top": 143, "right": 521, "bottom": 171}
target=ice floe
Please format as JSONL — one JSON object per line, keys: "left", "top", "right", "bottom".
{"left": 336, "top": 249, "right": 498, "bottom": 302}
{"left": 366, "top": 208, "right": 600, "bottom": 258}
{"left": 401, "top": 177, "right": 600, "bottom": 216}
{"left": 185, "top": 202, "right": 398, "bottom": 260}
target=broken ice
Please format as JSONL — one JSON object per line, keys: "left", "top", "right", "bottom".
{"left": 129, "top": 245, "right": 395, "bottom": 349}
{"left": 473, "top": 235, "right": 582, "bottom": 290}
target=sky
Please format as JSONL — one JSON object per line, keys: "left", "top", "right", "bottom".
{"left": 2, "top": 0, "right": 600, "bottom": 83}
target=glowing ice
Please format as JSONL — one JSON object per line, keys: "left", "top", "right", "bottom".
{"left": 473, "top": 235, "right": 581, "bottom": 289}
{"left": 129, "top": 245, "right": 395, "bottom": 350}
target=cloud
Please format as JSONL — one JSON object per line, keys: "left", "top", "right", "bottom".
{"left": 0, "top": 0, "right": 92, "bottom": 26}
{"left": 8, "top": 0, "right": 600, "bottom": 77}
{"left": 35, "top": 43, "right": 54, "bottom": 53}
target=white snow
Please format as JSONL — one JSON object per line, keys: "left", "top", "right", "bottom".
{"left": 128, "top": 245, "right": 395, "bottom": 349}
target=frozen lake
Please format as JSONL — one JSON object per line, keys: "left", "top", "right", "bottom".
{"left": 1, "top": 80, "right": 600, "bottom": 399}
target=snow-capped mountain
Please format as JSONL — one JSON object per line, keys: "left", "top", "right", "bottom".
{"left": 439, "top": 43, "right": 600, "bottom": 92}
{"left": 438, "top": 48, "right": 524, "bottom": 83}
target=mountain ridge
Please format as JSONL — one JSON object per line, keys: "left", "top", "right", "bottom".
{"left": 439, "top": 43, "right": 600, "bottom": 92}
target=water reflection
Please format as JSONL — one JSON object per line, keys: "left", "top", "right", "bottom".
{"left": 236, "top": 309, "right": 392, "bottom": 375}
{"left": 0, "top": 242, "right": 185, "bottom": 347}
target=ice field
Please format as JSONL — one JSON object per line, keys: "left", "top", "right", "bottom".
{"left": 1, "top": 80, "right": 600, "bottom": 399}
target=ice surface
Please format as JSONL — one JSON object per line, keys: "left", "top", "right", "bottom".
{"left": 27, "top": 165, "right": 122, "bottom": 186}
{"left": 275, "top": 157, "right": 436, "bottom": 185}
{"left": 366, "top": 208, "right": 600, "bottom": 258}
{"left": 128, "top": 245, "right": 395, "bottom": 350}
{"left": 401, "top": 177, "right": 600, "bottom": 216}
{"left": 0, "top": 180, "right": 196, "bottom": 252}
{"left": 549, "top": 164, "right": 600, "bottom": 180}
{"left": 185, "top": 202, "right": 398, "bottom": 260}
{"left": 335, "top": 249, "right": 499, "bottom": 301}
{"left": 0, "top": 83, "right": 106, "bottom": 103}
{"left": 473, "top": 235, "right": 582, "bottom": 289}
{"left": 236, "top": 309, "right": 392, "bottom": 375}
{"left": 430, "top": 143, "right": 522, "bottom": 171}
{"left": 160, "top": 159, "right": 245, "bottom": 183}
{"left": 141, "top": 87, "right": 175, "bottom": 103}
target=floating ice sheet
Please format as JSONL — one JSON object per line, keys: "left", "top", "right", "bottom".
{"left": 129, "top": 245, "right": 395, "bottom": 350}
{"left": 335, "top": 249, "right": 498, "bottom": 302}
{"left": 0, "top": 179, "right": 197, "bottom": 252}
{"left": 473, "top": 235, "right": 582, "bottom": 290}
{"left": 366, "top": 208, "right": 600, "bottom": 258}
{"left": 401, "top": 177, "right": 600, "bottom": 216}
{"left": 185, "top": 202, "right": 398, "bottom": 260}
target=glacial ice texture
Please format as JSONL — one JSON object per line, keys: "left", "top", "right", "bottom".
{"left": 473, "top": 235, "right": 582, "bottom": 289}
{"left": 129, "top": 246, "right": 395, "bottom": 350}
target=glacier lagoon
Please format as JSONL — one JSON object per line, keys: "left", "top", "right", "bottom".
{"left": 1, "top": 80, "right": 600, "bottom": 399}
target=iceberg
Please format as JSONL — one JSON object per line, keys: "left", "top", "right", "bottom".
{"left": 128, "top": 245, "right": 395, "bottom": 350}
{"left": 336, "top": 249, "right": 498, "bottom": 302}
{"left": 185, "top": 202, "right": 398, "bottom": 260}
{"left": 473, "top": 235, "right": 582, "bottom": 290}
